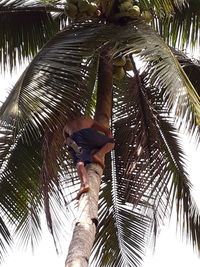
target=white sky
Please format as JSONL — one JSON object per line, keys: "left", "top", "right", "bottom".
{"left": 1, "top": 66, "right": 200, "bottom": 267}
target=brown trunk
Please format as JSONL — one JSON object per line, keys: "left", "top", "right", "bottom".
{"left": 94, "top": 50, "right": 113, "bottom": 127}
{"left": 65, "top": 49, "right": 113, "bottom": 267}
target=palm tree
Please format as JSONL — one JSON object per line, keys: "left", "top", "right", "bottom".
{"left": 0, "top": 0, "right": 200, "bottom": 266}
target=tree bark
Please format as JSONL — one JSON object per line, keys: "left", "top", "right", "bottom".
{"left": 65, "top": 49, "right": 113, "bottom": 267}
{"left": 65, "top": 164, "right": 103, "bottom": 267}
{"left": 94, "top": 50, "right": 113, "bottom": 127}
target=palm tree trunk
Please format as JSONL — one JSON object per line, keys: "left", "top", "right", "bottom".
{"left": 65, "top": 50, "right": 113, "bottom": 267}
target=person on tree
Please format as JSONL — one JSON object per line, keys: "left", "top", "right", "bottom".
{"left": 63, "top": 116, "right": 115, "bottom": 199}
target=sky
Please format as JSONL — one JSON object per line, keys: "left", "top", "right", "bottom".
{"left": 1, "top": 64, "right": 200, "bottom": 267}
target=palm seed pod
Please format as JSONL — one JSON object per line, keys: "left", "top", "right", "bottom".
{"left": 78, "top": 0, "right": 90, "bottom": 12}
{"left": 129, "top": 5, "right": 140, "bottom": 17}
{"left": 113, "top": 56, "right": 126, "bottom": 67}
{"left": 119, "top": 0, "right": 133, "bottom": 12}
{"left": 68, "top": 0, "right": 78, "bottom": 4}
{"left": 124, "top": 57, "right": 133, "bottom": 71}
{"left": 113, "top": 66, "right": 125, "bottom": 79}
{"left": 87, "top": 4, "right": 98, "bottom": 16}
{"left": 141, "top": 11, "right": 153, "bottom": 23}
{"left": 65, "top": 3, "right": 78, "bottom": 19}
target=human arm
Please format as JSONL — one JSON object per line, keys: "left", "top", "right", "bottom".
{"left": 92, "top": 121, "right": 113, "bottom": 138}
{"left": 63, "top": 125, "right": 70, "bottom": 146}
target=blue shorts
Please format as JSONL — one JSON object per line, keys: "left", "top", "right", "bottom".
{"left": 68, "top": 128, "right": 114, "bottom": 165}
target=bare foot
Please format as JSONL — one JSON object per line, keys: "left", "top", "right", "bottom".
{"left": 92, "top": 154, "right": 105, "bottom": 169}
{"left": 76, "top": 185, "right": 90, "bottom": 200}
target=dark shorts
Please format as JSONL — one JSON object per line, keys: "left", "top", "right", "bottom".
{"left": 68, "top": 128, "right": 114, "bottom": 165}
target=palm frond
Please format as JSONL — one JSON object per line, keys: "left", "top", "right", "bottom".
{"left": 0, "top": 136, "right": 43, "bottom": 249}
{"left": 138, "top": 0, "right": 187, "bottom": 17}
{"left": 0, "top": 0, "right": 64, "bottom": 72}
{"left": 175, "top": 50, "right": 200, "bottom": 96}
{"left": 1, "top": 20, "right": 199, "bottom": 142}
{"left": 152, "top": 0, "right": 200, "bottom": 50}
{"left": 114, "top": 21, "right": 200, "bottom": 137}
{"left": 0, "top": 218, "right": 12, "bottom": 263}
{"left": 1, "top": 19, "right": 199, "bottom": 261}
{"left": 0, "top": 22, "right": 101, "bottom": 257}
{"left": 91, "top": 170, "right": 151, "bottom": 267}
{"left": 157, "top": 117, "right": 200, "bottom": 252}
{"left": 108, "top": 68, "right": 200, "bottom": 254}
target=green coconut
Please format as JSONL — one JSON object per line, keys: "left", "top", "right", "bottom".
{"left": 119, "top": 0, "right": 133, "bottom": 12}
{"left": 68, "top": 0, "right": 78, "bottom": 4}
{"left": 113, "top": 66, "right": 125, "bottom": 79}
{"left": 87, "top": 4, "right": 98, "bottom": 16}
{"left": 78, "top": 0, "right": 90, "bottom": 12}
{"left": 65, "top": 3, "right": 78, "bottom": 19}
{"left": 129, "top": 5, "right": 140, "bottom": 17}
{"left": 124, "top": 58, "right": 133, "bottom": 71}
{"left": 141, "top": 11, "right": 153, "bottom": 23}
{"left": 113, "top": 56, "right": 127, "bottom": 67}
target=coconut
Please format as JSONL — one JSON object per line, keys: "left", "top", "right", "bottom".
{"left": 124, "top": 58, "right": 133, "bottom": 71}
{"left": 141, "top": 11, "right": 153, "bottom": 23}
{"left": 113, "top": 56, "right": 126, "bottom": 67}
{"left": 119, "top": 0, "right": 133, "bottom": 12}
{"left": 129, "top": 5, "right": 140, "bottom": 17}
{"left": 87, "top": 4, "right": 98, "bottom": 16}
{"left": 113, "top": 66, "right": 125, "bottom": 79}
{"left": 78, "top": 0, "right": 90, "bottom": 12}
{"left": 65, "top": 3, "right": 78, "bottom": 19}
{"left": 68, "top": 0, "right": 78, "bottom": 4}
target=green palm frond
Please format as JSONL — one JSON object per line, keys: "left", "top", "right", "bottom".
{"left": 91, "top": 171, "right": 151, "bottom": 267}
{"left": 137, "top": 0, "right": 187, "bottom": 17}
{"left": 0, "top": 136, "right": 43, "bottom": 249}
{"left": 175, "top": 50, "right": 200, "bottom": 96}
{"left": 152, "top": 0, "right": 200, "bottom": 49}
{"left": 109, "top": 21, "right": 199, "bottom": 135}
{"left": 157, "top": 117, "right": 200, "bottom": 251}
{"left": 0, "top": 19, "right": 199, "bottom": 262}
{"left": 1, "top": 21, "right": 199, "bottom": 141}
{"left": 0, "top": 218, "right": 12, "bottom": 263}
{"left": 107, "top": 70, "right": 200, "bottom": 255}
{"left": 0, "top": 22, "right": 101, "bottom": 255}
{"left": 0, "top": 0, "right": 64, "bottom": 72}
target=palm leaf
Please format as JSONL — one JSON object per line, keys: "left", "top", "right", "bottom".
{"left": 1, "top": 20, "right": 199, "bottom": 141}
{"left": 0, "top": 217, "right": 12, "bottom": 263}
{"left": 91, "top": 153, "right": 151, "bottom": 266}
{"left": 106, "top": 68, "right": 200, "bottom": 256}
{"left": 175, "top": 50, "right": 200, "bottom": 96}
{"left": 0, "top": 19, "right": 199, "bottom": 262}
{"left": 0, "top": 0, "right": 64, "bottom": 72}
{"left": 152, "top": 0, "right": 200, "bottom": 50}
{"left": 136, "top": 0, "right": 187, "bottom": 17}
{"left": 0, "top": 22, "right": 101, "bottom": 256}
{"left": 0, "top": 136, "right": 43, "bottom": 249}
{"left": 121, "top": 21, "right": 200, "bottom": 135}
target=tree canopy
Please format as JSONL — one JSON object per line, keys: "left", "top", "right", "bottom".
{"left": 0, "top": 0, "right": 200, "bottom": 266}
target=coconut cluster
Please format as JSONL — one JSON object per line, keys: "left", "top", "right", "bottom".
{"left": 113, "top": 56, "right": 133, "bottom": 80}
{"left": 65, "top": 0, "right": 98, "bottom": 21}
{"left": 118, "top": 0, "right": 153, "bottom": 23}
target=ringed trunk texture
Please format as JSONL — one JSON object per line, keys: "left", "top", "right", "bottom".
{"left": 94, "top": 50, "right": 113, "bottom": 128}
{"left": 65, "top": 164, "right": 103, "bottom": 267}
{"left": 65, "top": 50, "right": 113, "bottom": 267}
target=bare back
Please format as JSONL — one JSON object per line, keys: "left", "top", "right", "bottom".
{"left": 63, "top": 117, "right": 94, "bottom": 136}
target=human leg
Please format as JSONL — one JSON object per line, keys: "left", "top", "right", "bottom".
{"left": 92, "top": 142, "right": 115, "bottom": 168}
{"left": 76, "top": 162, "right": 90, "bottom": 199}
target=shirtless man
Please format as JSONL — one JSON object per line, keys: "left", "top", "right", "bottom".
{"left": 63, "top": 117, "right": 115, "bottom": 199}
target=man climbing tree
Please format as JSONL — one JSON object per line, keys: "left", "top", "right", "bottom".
{"left": 63, "top": 116, "right": 115, "bottom": 199}
{"left": 0, "top": 0, "right": 200, "bottom": 267}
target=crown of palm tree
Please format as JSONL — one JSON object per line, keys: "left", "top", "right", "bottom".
{"left": 0, "top": 0, "right": 200, "bottom": 265}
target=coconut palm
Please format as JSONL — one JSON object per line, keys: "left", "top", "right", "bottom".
{"left": 0, "top": 0, "right": 200, "bottom": 266}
